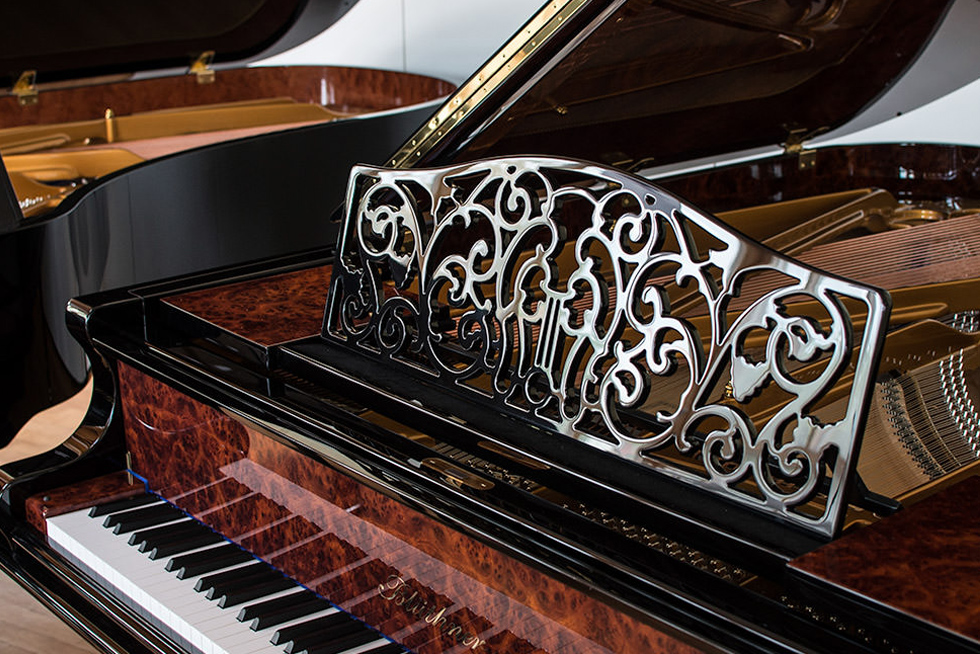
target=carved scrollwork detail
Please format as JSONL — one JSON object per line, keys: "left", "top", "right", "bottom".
{"left": 326, "top": 157, "right": 889, "bottom": 537}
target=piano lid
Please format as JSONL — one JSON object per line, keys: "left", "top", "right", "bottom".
{"left": 389, "top": 0, "right": 956, "bottom": 170}
{"left": 0, "top": 0, "right": 357, "bottom": 88}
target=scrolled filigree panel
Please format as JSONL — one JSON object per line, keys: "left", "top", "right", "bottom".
{"left": 325, "top": 157, "right": 889, "bottom": 537}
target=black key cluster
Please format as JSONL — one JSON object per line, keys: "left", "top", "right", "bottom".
{"left": 91, "top": 493, "right": 410, "bottom": 654}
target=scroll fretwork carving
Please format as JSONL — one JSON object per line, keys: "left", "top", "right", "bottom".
{"left": 325, "top": 157, "right": 889, "bottom": 537}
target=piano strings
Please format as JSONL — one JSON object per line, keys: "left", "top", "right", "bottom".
{"left": 374, "top": 188, "right": 980, "bottom": 508}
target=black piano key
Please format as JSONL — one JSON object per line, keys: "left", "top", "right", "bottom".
{"left": 297, "top": 629, "right": 379, "bottom": 654}
{"left": 104, "top": 503, "right": 185, "bottom": 534}
{"left": 87, "top": 494, "right": 159, "bottom": 517}
{"left": 167, "top": 543, "right": 252, "bottom": 578}
{"left": 204, "top": 565, "right": 287, "bottom": 600}
{"left": 362, "top": 644, "right": 407, "bottom": 654}
{"left": 147, "top": 529, "right": 224, "bottom": 560}
{"left": 282, "top": 618, "right": 366, "bottom": 654}
{"left": 238, "top": 590, "right": 312, "bottom": 622}
{"left": 244, "top": 593, "right": 329, "bottom": 630}
{"left": 127, "top": 518, "right": 199, "bottom": 549}
{"left": 271, "top": 613, "right": 356, "bottom": 646}
{"left": 101, "top": 501, "right": 177, "bottom": 527}
{"left": 360, "top": 644, "right": 406, "bottom": 654}
{"left": 217, "top": 575, "right": 297, "bottom": 608}
{"left": 196, "top": 561, "right": 268, "bottom": 594}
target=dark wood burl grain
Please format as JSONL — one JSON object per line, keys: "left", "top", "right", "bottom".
{"left": 0, "top": 67, "right": 454, "bottom": 128}
{"left": 26, "top": 471, "right": 144, "bottom": 535}
{"left": 244, "top": 425, "right": 702, "bottom": 654}
{"left": 791, "top": 476, "right": 980, "bottom": 644}
{"left": 119, "top": 363, "right": 249, "bottom": 498}
{"left": 163, "top": 266, "right": 332, "bottom": 346}
{"left": 170, "top": 478, "right": 252, "bottom": 517}
{"left": 119, "top": 365, "right": 703, "bottom": 653}
{"left": 197, "top": 493, "right": 292, "bottom": 542}
{"left": 240, "top": 515, "right": 320, "bottom": 557}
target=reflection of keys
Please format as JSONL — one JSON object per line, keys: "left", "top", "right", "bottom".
{"left": 8, "top": 170, "right": 84, "bottom": 218}
{"left": 47, "top": 494, "right": 404, "bottom": 654}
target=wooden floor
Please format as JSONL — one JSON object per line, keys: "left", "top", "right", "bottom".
{"left": 0, "top": 385, "right": 99, "bottom": 654}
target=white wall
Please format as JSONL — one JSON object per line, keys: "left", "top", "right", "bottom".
{"left": 818, "top": 0, "right": 980, "bottom": 148}
{"left": 255, "top": 0, "right": 544, "bottom": 85}
{"left": 820, "top": 78, "right": 980, "bottom": 149}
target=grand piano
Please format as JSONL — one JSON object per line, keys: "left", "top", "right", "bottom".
{"left": 3, "top": 0, "right": 980, "bottom": 653}
{"left": 0, "top": 0, "right": 454, "bottom": 445}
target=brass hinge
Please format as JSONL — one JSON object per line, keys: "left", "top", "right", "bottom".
{"left": 188, "top": 51, "right": 215, "bottom": 84}
{"left": 12, "top": 70, "right": 38, "bottom": 106}
{"left": 782, "top": 126, "right": 828, "bottom": 170}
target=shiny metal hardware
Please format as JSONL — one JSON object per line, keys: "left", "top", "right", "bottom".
{"left": 478, "top": 440, "right": 550, "bottom": 470}
{"left": 12, "top": 70, "right": 38, "bottom": 106}
{"left": 327, "top": 156, "right": 890, "bottom": 537}
{"left": 422, "top": 458, "right": 495, "bottom": 491}
{"left": 387, "top": 0, "right": 595, "bottom": 168}
{"left": 104, "top": 108, "right": 116, "bottom": 143}
{"left": 188, "top": 51, "right": 216, "bottom": 85}
{"left": 783, "top": 126, "right": 827, "bottom": 170}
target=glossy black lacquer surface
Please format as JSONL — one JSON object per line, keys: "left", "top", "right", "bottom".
{"left": 0, "top": 103, "right": 436, "bottom": 445}
{"left": 0, "top": 0, "right": 356, "bottom": 87}
{"left": 414, "top": 0, "right": 951, "bottom": 170}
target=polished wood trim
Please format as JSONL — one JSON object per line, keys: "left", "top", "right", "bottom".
{"left": 25, "top": 472, "right": 143, "bottom": 536}
{"left": 163, "top": 265, "right": 332, "bottom": 346}
{"left": 660, "top": 144, "right": 980, "bottom": 214}
{"left": 0, "top": 66, "right": 455, "bottom": 128}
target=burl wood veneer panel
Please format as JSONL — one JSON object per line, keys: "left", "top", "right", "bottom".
{"left": 791, "top": 476, "right": 980, "bottom": 645}
{"left": 0, "top": 67, "right": 454, "bottom": 128}
{"left": 119, "top": 363, "right": 250, "bottom": 498}
{"left": 118, "top": 364, "right": 704, "bottom": 654}
{"left": 26, "top": 471, "right": 144, "bottom": 535}
{"left": 163, "top": 266, "right": 332, "bottom": 346}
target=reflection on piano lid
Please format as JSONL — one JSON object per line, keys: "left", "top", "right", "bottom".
{"left": 6, "top": 1, "right": 980, "bottom": 654}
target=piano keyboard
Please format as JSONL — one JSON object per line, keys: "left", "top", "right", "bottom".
{"left": 46, "top": 494, "right": 407, "bottom": 654}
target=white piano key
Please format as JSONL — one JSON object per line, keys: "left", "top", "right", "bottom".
{"left": 47, "top": 506, "right": 291, "bottom": 654}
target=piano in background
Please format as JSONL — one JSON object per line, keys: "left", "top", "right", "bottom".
{"left": 0, "top": 0, "right": 454, "bottom": 445}
{"left": 4, "top": 0, "right": 980, "bottom": 653}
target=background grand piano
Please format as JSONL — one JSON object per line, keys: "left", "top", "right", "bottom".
{"left": 5, "top": 0, "right": 980, "bottom": 653}
{"left": 0, "top": 0, "right": 457, "bottom": 446}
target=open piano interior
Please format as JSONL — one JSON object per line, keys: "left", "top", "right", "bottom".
{"left": 0, "top": 0, "right": 454, "bottom": 219}
{"left": 3, "top": 1, "right": 980, "bottom": 653}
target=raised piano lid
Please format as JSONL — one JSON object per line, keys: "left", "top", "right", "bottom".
{"left": 0, "top": 0, "right": 355, "bottom": 87}
{"left": 386, "top": 0, "right": 966, "bottom": 171}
